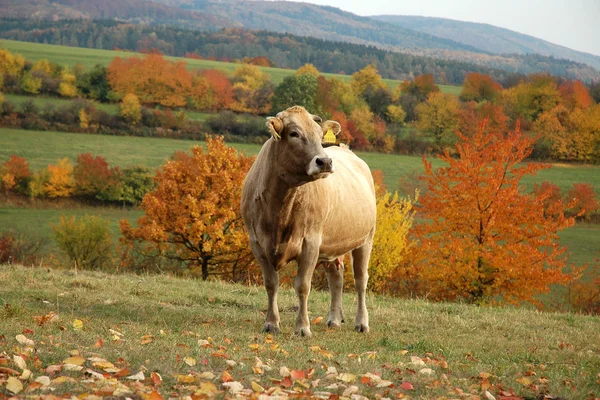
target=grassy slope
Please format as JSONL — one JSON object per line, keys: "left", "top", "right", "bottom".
{"left": 0, "top": 39, "right": 460, "bottom": 93}
{"left": 0, "top": 265, "right": 598, "bottom": 398}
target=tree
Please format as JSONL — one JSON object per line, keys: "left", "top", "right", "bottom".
{"left": 409, "top": 123, "right": 575, "bottom": 304}
{"left": 0, "top": 49, "right": 25, "bottom": 78}
{"left": 350, "top": 64, "right": 386, "bottom": 97}
{"left": 58, "top": 70, "right": 78, "bottom": 98}
{"left": 416, "top": 92, "right": 461, "bottom": 145}
{"left": 386, "top": 104, "right": 406, "bottom": 125}
{"left": 20, "top": 72, "right": 42, "bottom": 94}
{"left": 73, "top": 153, "right": 121, "bottom": 201}
{"left": 108, "top": 54, "right": 192, "bottom": 107}
{"left": 460, "top": 72, "right": 502, "bottom": 103}
{"left": 46, "top": 158, "right": 75, "bottom": 198}
{"left": 230, "top": 64, "right": 272, "bottom": 114}
{"left": 567, "top": 183, "right": 599, "bottom": 220}
{"left": 120, "top": 93, "right": 142, "bottom": 125}
{"left": 369, "top": 191, "right": 416, "bottom": 294}
{"left": 120, "top": 137, "right": 256, "bottom": 281}
{"left": 52, "top": 215, "right": 113, "bottom": 270}
{"left": 76, "top": 64, "right": 110, "bottom": 102}
{"left": 196, "top": 69, "right": 234, "bottom": 111}
{"left": 296, "top": 63, "right": 319, "bottom": 77}
{"left": 558, "top": 80, "right": 593, "bottom": 110}
{"left": 119, "top": 166, "right": 155, "bottom": 206}
{"left": 1, "top": 155, "right": 31, "bottom": 194}
{"left": 271, "top": 74, "right": 318, "bottom": 114}
{"left": 398, "top": 74, "right": 440, "bottom": 103}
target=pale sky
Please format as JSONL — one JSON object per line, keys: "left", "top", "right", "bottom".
{"left": 299, "top": 0, "right": 600, "bottom": 57}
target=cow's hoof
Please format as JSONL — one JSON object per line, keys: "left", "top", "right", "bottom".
{"left": 354, "top": 324, "right": 369, "bottom": 333}
{"left": 326, "top": 320, "right": 341, "bottom": 329}
{"left": 295, "top": 327, "right": 312, "bottom": 337}
{"left": 262, "top": 323, "right": 280, "bottom": 334}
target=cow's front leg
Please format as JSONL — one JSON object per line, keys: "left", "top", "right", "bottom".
{"left": 351, "top": 235, "right": 374, "bottom": 333}
{"left": 295, "top": 239, "right": 319, "bottom": 337}
{"left": 252, "top": 240, "right": 280, "bottom": 333}
{"left": 326, "top": 261, "right": 344, "bottom": 328}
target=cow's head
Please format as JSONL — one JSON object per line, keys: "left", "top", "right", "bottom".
{"left": 266, "top": 106, "right": 341, "bottom": 184}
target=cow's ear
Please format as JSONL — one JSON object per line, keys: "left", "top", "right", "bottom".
{"left": 266, "top": 117, "right": 284, "bottom": 140}
{"left": 311, "top": 114, "right": 322, "bottom": 123}
{"left": 321, "top": 120, "right": 341, "bottom": 137}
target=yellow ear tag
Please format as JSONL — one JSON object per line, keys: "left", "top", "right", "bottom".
{"left": 323, "top": 128, "right": 336, "bottom": 144}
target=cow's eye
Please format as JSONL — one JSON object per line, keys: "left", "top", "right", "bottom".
{"left": 289, "top": 131, "right": 300, "bottom": 138}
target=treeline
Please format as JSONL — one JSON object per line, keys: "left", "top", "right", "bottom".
{"left": 0, "top": 18, "right": 507, "bottom": 84}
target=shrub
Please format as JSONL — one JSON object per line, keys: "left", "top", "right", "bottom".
{"left": 1, "top": 155, "right": 31, "bottom": 194}
{"left": 0, "top": 230, "right": 47, "bottom": 265}
{"left": 120, "top": 93, "right": 142, "bottom": 125}
{"left": 567, "top": 183, "right": 599, "bottom": 220}
{"left": 28, "top": 169, "right": 50, "bottom": 198}
{"left": 52, "top": 215, "right": 113, "bottom": 270}
{"left": 73, "top": 153, "right": 121, "bottom": 202}
{"left": 119, "top": 166, "right": 155, "bottom": 206}
{"left": 46, "top": 158, "right": 75, "bottom": 198}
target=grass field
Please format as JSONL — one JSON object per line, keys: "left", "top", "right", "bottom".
{"left": 2, "top": 128, "right": 600, "bottom": 195}
{"left": 0, "top": 39, "right": 462, "bottom": 94}
{"left": 0, "top": 264, "right": 598, "bottom": 398}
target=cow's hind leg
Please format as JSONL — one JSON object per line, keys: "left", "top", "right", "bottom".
{"left": 294, "top": 239, "right": 319, "bottom": 337}
{"left": 326, "top": 262, "right": 344, "bottom": 328}
{"left": 351, "top": 236, "right": 373, "bottom": 333}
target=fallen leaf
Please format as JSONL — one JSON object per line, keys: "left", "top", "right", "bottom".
{"left": 291, "top": 369, "right": 305, "bottom": 380}
{"left": 0, "top": 367, "right": 20, "bottom": 376}
{"left": 151, "top": 372, "right": 162, "bottom": 386}
{"left": 198, "top": 371, "right": 215, "bottom": 380}
{"left": 16, "top": 334, "right": 35, "bottom": 347}
{"left": 223, "top": 381, "right": 244, "bottom": 393}
{"left": 222, "top": 370, "right": 234, "bottom": 382}
{"left": 73, "top": 319, "right": 84, "bottom": 330}
{"left": 63, "top": 356, "right": 86, "bottom": 366}
{"left": 51, "top": 376, "right": 77, "bottom": 385}
{"left": 6, "top": 376, "right": 23, "bottom": 394}
{"left": 251, "top": 381, "right": 265, "bottom": 393}
{"left": 198, "top": 339, "right": 210, "bottom": 347}
{"left": 13, "top": 355, "right": 27, "bottom": 370}
{"left": 401, "top": 381, "right": 414, "bottom": 390}
{"left": 140, "top": 335, "right": 154, "bottom": 345}
{"left": 377, "top": 380, "right": 394, "bottom": 388}
{"left": 147, "top": 390, "right": 163, "bottom": 400}
{"left": 280, "top": 376, "right": 293, "bottom": 388}
{"left": 94, "top": 338, "right": 104, "bottom": 348}
{"left": 337, "top": 373, "right": 356, "bottom": 383}
{"left": 312, "top": 316, "right": 323, "bottom": 325}
{"left": 516, "top": 376, "right": 531, "bottom": 386}
{"left": 280, "top": 366, "right": 291, "bottom": 377}
{"left": 419, "top": 368, "right": 435, "bottom": 376}
{"left": 126, "top": 371, "right": 145, "bottom": 381}
{"left": 184, "top": 356, "right": 196, "bottom": 366}
{"left": 176, "top": 374, "right": 195, "bottom": 383}
{"left": 198, "top": 381, "right": 218, "bottom": 394}
{"left": 343, "top": 385, "right": 359, "bottom": 397}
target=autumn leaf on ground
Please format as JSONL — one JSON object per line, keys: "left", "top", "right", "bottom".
{"left": 401, "top": 381, "right": 414, "bottom": 390}
{"left": 312, "top": 316, "right": 323, "bottom": 324}
{"left": 251, "top": 381, "right": 265, "bottom": 393}
{"left": 222, "top": 370, "right": 234, "bottom": 382}
{"left": 73, "top": 319, "right": 84, "bottom": 330}
{"left": 140, "top": 334, "right": 154, "bottom": 345}
{"left": 516, "top": 376, "right": 532, "bottom": 386}
{"left": 183, "top": 356, "right": 196, "bottom": 366}
{"left": 13, "top": 355, "right": 27, "bottom": 370}
{"left": 5, "top": 376, "right": 23, "bottom": 394}
{"left": 337, "top": 372, "right": 356, "bottom": 383}
{"left": 290, "top": 369, "right": 305, "bottom": 380}
{"left": 15, "top": 334, "right": 35, "bottom": 346}
{"left": 63, "top": 355, "right": 86, "bottom": 366}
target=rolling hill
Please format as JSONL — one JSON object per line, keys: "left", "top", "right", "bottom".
{"left": 373, "top": 15, "right": 600, "bottom": 72}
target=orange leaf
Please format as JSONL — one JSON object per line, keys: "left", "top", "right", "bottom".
{"left": 222, "top": 370, "right": 234, "bottom": 382}
{"left": 290, "top": 370, "right": 305, "bottom": 380}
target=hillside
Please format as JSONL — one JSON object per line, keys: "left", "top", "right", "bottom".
{"left": 0, "top": 264, "right": 599, "bottom": 398}
{"left": 0, "top": 0, "right": 235, "bottom": 30}
{"left": 373, "top": 15, "right": 600, "bottom": 72}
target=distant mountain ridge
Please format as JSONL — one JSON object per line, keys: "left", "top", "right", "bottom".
{"left": 372, "top": 15, "right": 600, "bottom": 71}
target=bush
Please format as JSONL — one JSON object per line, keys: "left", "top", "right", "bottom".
{"left": 0, "top": 230, "right": 46, "bottom": 265}
{"left": 119, "top": 166, "right": 155, "bottom": 206}
{"left": 52, "top": 215, "right": 113, "bottom": 270}
{"left": 567, "top": 183, "right": 599, "bottom": 220}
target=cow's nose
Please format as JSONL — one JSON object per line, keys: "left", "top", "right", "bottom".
{"left": 316, "top": 157, "right": 333, "bottom": 171}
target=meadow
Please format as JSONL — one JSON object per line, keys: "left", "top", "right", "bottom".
{"left": 0, "top": 39, "right": 461, "bottom": 93}
{"left": 0, "top": 264, "right": 598, "bottom": 398}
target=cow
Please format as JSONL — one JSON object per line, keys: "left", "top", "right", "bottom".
{"left": 241, "top": 106, "right": 377, "bottom": 336}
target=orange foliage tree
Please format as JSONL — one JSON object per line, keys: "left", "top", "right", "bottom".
{"left": 460, "top": 72, "right": 502, "bottom": 102}
{"left": 120, "top": 137, "right": 257, "bottom": 281}
{"left": 558, "top": 80, "right": 593, "bottom": 110}
{"left": 1, "top": 155, "right": 31, "bottom": 194}
{"left": 409, "top": 123, "right": 576, "bottom": 304}
{"left": 567, "top": 183, "right": 599, "bottom": 220}
{"left": 197, "top": 69, "right": 234, "bottom": 111}
{"left": 107, "top": 54, "right": 192, "bottom": 108}
{"left": 73, "top": 153, "right": 121, "bottom": 202}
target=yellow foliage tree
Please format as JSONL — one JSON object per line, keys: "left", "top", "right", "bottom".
{"left": 31, "top": 59, "right": 55, "bottom": 75}
{"left": 230, "top": 64, "right": 272, "bottom": 114}
{"left": 46, "top": 158, "right": 75, "bottom": 198}
{"left": 120, "top": 93, "right": 142, "bottom": 125}
{"left": 28, "top": 169, "right": 50, "bottom": 198}
{"left": 350, "top": 64, "right": 386, "bottom": 97}
{"left": 79, "top": 109, "right": 90, "bottom": 129}
{"left": 369, "top": 191, "right": 417, "bottom": 294}
{"left": 416, "top": 92, "right": 461, "bottom": 145}
{"left": 0, "top": 49, "right": 26, "bottom": 77}
{"left": 21, "top": 72, "right": 42, "bottom": 94}
{"left": 296, "top": 63, "right": 320, "bottom": 77}
{"left": 386, "top": 104, "right": 406, "bottom": 125}
{"left": 58, "top": 70, "right": 78, "bottom": 98}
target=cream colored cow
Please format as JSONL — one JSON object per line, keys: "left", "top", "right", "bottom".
{"left": 241, "top": 106, "right": 376, "bottom": 336}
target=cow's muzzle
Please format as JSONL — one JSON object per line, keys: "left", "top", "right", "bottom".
{"left": 307, "top": 156, "right": 334, "bottom": 176}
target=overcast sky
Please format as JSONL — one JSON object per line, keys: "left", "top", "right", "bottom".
{"left": 299, "top": 0, "right": 600, "bottom": 57}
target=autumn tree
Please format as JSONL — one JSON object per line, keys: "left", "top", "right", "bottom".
{"left": 398, "top": 74, "right": 440, "bottom": 102}
{"left": 296, "top": 63, "right": 320, "bottom": 77}
{"left": 416, "top": 92, "right": 461, "bottom": 145}
{"left": 459, "top": 101, "right": 508, "bottom": 136}
{"left": 120, "top": 137, "right": 256, "bottom": 281}
{"left": 460, "top": 72, "right": 502, "bottom": 103}
{"left": 558, "top": 80, "right": 593, "bottom": 110}
{"left": 73, "top": 153, "right": 121, "bottom": 202}
{"left": 107, "top": 54, "right": 192, "bottom": 108}
{"left": 58, "top": 70, "right": 78, "bottom": 98}
{"left": 196, "top": 69, "right": 234, "bottom": 111}
{"left": 567, "top": 183, "right": 599, "bottom": 220}
{"left": 46, "top": 158, "right": 75, "bottom": 198}
{"left": 409, "top": 123, "right": 575, "bottom": 304}
{"left": 1, "top": 155, "right": 31, "bottom": 194}
{"left": 0, "top": 49, "right": 25, "bottom": 84}
{"left": 230, "top": 64, "right": 273, "bottom": 114}
{"left": 502, "top": 73, "right": 560, "bottom": 123}
{"left": 120, "top": 93, "right": 142, "bottom": 125}
{"left": 369, "top": 191, "right": 416, "bottom": 294}
{"left": 350, "top": 64, "right": 386, "bottom": 97}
